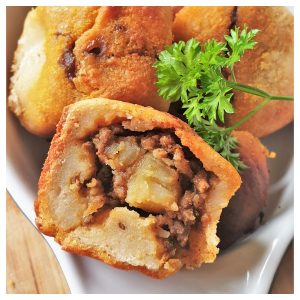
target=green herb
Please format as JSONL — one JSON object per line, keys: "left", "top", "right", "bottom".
{"left": 154, "top": 25, "right": 293, "bottom": 172}
{"left": 194, "top": 119, "right": 248, "bottom": 171}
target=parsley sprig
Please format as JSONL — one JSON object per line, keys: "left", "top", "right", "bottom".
{"left": 154, "top": 26, "right": 293, "bottom": 171}
{"left": 194, "top": 118, "right": 248, "bottom": 170}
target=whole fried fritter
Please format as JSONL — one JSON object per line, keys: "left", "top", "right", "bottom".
{"left": 226, "top": 7, "right": 294, "bottom": 137}
{"left": 9, "top": 7, "right": 173, "bottom": 137}
{"left": 217, "top": 131, "right": 269, "bottom": 249}
{"left": 173, "top": 6, "right": 294, "bottom": 137}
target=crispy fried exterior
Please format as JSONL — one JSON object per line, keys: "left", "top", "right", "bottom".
{"left": 172, "top": 6, "right": 183, "bottom": 19}
{"left": 225, "top": 7, "right": 294, "bottom": 137}
{"left": 217, "top": 131, "right": 269, "bottom": 249}
{"left": 173, "top": 6, "right": 294, "bottom": 137}
{"left": 35, "top": 98, "right": 241, "bottom": 278}
{"left": 9, "top": 6, "right": 173, "bottom": 137}
{"left": 8, "top": 7, "right": 98, "bottom": 137}
{"left": 173, "top": 6, "right": 234, "bottom": 43}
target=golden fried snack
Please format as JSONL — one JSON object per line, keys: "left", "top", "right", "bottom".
{"left": 35, "top": 98, "right": 241, "bottom": 278}
{"left": 226, "top": 7, "right": 294, "bottom": 137}
{"left": 217, "top": 131, "right": 269, "bottom": 249}
{"left": 9, "top": 6, "right": 173, "bottom": 137}
{"left": 173, "top": 6, "right": 294, "bottom": 137}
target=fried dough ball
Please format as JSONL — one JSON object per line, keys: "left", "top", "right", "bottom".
{"left": 173, "top": 7, "right": 294, "bottom": 137}
{"left": 217, "top": 131, "right": 269, "bottom": 249}
{"left": 226, "top": 7, "right": 294, "bottom": 137}
{"left": 9, "top": 6, "right": 173, "bottom": 137}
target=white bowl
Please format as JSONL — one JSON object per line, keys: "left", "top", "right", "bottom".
{"left": 6, "top": 6, "right": 294, "bottom": 293}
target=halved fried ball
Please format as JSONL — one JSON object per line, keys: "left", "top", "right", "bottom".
{"left": 217, "top": 131, "right": 269, "bottom": 249}
{"left": 173, "top": 6, "right": 294, "bottom": 137}
{"left": 35, "top": 98, "right": 241, "bottom": 278}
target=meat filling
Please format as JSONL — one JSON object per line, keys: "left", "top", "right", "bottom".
{"left": 81, "top": 125, "right": 217, "bottom": 256}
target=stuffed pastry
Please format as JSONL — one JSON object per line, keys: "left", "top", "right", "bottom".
{"left": 8, "top": 6, "right": 173, "bottom": 137}
{"left": 35, "top": 98, "right": 241, "bottom": 278}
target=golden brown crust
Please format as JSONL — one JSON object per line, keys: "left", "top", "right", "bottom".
{"left": 225, "top": 7, "right": 294, "bottom": 137}
{"left": 73, "top": 7, "right": 172, "bottom": 108}
{"left": 9, "top": 6, "right": 173, "bottom": 137}
{"left": 172, "top": 6, "right": 294, "bottom": 137}
{"left": 35, "top": 98, "right": 241, "bottom": 278}
{"left": 173, "top": 6, "right": 234, "bottom": 43}
{"left": 35, "top": 107, "right": 71, "bottom": 235}
{"left": 9, "top": 7, "right": 98, "bottom": 137}
{"left": 172, "top": 6, "right": 183, "bottom": 19}
{"left": 217, "top": 131, "right": 269, "bottom": 249}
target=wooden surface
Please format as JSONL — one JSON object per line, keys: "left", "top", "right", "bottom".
{"left": 6, "top": 193, "right": 70, "bottom": 294}
{"left": 6, "top": 192, "right": 293, "bottom": 294}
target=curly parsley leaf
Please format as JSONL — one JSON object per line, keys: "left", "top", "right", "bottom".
{"left": 199, "top": 39, "right": 227, "bottom": 66}
{"left": 224, "top": 25, "right": 260, "bottom": 68}
{"left": 154, "top": 26, "right": 259, "bottom": 124}
{"left": 154, "top": 25, "right": 292, "bottom": 172}
{"left": 154, "top": 39, "right": 202, "bottom": 102}
{"left": 153, "top": 27, "right": 259, "bottom": 171}
{"left": 193, "top": 119, "right": 248, "bottom": 172}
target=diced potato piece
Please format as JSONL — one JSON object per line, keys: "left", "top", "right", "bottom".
{"left": 105, "top": 140, "right": 143, "bottom": 170}
{"left": 126, "top": 153, "right": 180, "bottom": 213}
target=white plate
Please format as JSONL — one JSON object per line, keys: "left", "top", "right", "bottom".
{"left": 6, "top": 7, "right": 294, "bottom": 294}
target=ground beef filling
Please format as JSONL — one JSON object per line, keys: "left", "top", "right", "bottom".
{"left": 83, "top": 125, "right": 217, "bottom": 255}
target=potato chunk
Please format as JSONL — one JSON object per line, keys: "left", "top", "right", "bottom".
{"left": 126, "top": 153, "right": 180, "bottom": 213}
{"left": 105, "top": 140, "right": 143, "bottom": 170}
